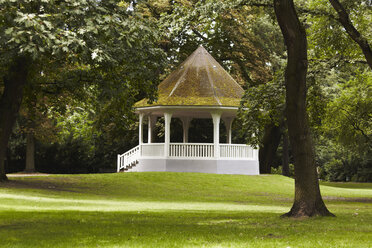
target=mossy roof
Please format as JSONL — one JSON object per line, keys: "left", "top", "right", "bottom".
{"left": 135, "top": 46, "right": 244, "bottom": 108}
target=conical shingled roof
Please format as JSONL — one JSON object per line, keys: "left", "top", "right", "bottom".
{"left": 135, "top": 46, "right": 244, "bottom": 108}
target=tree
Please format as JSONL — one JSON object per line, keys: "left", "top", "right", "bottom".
{"left": 0, "top": 0, "right": 165, "bottom": 181}
{"left": 273, "top": 0, "right": 334, "bottom": 217}
{"left": 0, "top": 56, "right": 29, "bottom": 180}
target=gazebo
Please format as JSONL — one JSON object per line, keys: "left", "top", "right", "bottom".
{"left": 117, "top": 46, "right": 259, "bottom": 175}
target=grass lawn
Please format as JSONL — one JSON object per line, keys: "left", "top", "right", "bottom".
{"left": 0, "top": 172, "right": 371, "bottom": 248}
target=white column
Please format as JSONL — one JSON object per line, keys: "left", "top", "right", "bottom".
{"left": 181, "top": 117, "right": 191, "bottom": 143}
{"left": 139, "top": 113, "right": 144, "bottom": 145}
{"left": 211, "top": 112, "right": 222, "bottom": 158}
{"left": 148, "top": 115, "right": 156, "bottom": 143}
{"left": 253, "top": 147, "right": 259, "bottom": 160}
{"left": 252, "top": 133, "right": 258, "bottom": 160}
{"left": 164, "top": 112, "right": 173, "bottom": 157}
{"left": 223, "top": 117, "right": 234, "bottom": 144}
{"left": 117, "top": 154, "right": 120, "bottom": 172}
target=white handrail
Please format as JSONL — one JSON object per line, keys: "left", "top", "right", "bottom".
{"left": 169, "top": 143, "right": 214, "bottom": 158}
{"left": 220, "top": 144, "right": 254, "bottom": 158}
{"left": 117, "top": 145, "right": 140, "bottom": 172}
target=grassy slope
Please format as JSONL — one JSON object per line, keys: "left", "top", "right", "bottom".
{"left": 0, "top": 173, "right": 371, "bottom": 248}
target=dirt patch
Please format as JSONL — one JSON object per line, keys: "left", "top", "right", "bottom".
{"left": 1, "top": 177, "right": 81, "bottom": 194}
{"left": 264, "top": 233, "right": 283, "bottom": 239}
{"left": 323, "top": 196, "right": 372, "bottom": 203}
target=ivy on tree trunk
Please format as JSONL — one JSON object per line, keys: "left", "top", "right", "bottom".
{"left": 273, "top": 0, "right": 334, "bottom": 217}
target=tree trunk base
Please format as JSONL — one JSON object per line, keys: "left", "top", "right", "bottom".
{"left": 281, "top": 202, "right": 335, "bottom": 218}
{"left": 0, "top": 174, "right": 8, "bottom": 182}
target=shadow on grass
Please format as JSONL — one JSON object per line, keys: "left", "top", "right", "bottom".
{"left": 320, "top": 181, "right": 372, "bottom": 189}
{"left": 0, "top": 210, "right": 370, "bottom": 248}
{"left": 1, "top": 179, "right": 82, "bottom": 193}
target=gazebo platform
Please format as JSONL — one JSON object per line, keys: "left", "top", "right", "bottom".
{"left": 117, "top": 45, "right": 260, "bottom": 175}
{"left": 118, "top": 143, "right": 259, "bottom": 174}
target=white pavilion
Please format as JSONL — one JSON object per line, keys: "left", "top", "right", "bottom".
{"left": 117, "top": 46, "right": 259, "bottom": 175}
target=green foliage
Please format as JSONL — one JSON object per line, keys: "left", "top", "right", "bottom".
{"left": 33, "top": 92, "right": 139, "bottom": 173}
{"left": 1, "top": 0, "right": 161, "bottom": 62}
{"left": 306, "top": 0, "right": 371, "bottom": 62}
{"left": 317, "top": 140, "right": 372, "bottom": 182}
{"left": 323, "top": 70, "right": 372, "bottom": 154}
{"left": 315, "top": 71, "right": 372, "bottom": 182}
{"left": 238, "top": 71, "right": 285, "bottom": 147}
{"left": 271, "top": 163, "right": 294, "bottom": 177}
{"left": 150, "top": 0, "right": 284, "bottom": 84}
{"left": 56, "top": 106, "right": 97, "bottom": 154}
{"left": 1, "top": 0, "right": 168, "bottom": 174}
{"left": 1, "top": 0, "right": 167, "bottom": 126}
{"left": 36, "top": 137, "right": 96, "bottom": 173}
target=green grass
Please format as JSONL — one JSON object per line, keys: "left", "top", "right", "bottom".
{"left": 0, "top": 173, "right": 371, "bottom": 247}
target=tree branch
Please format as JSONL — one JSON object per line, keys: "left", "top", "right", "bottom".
{"left": 339, "top": 107, "right": 372, "bottom": 148}
{"left": 328, "top": 0, "right": 372, "bottom": 69}
{"left": 191, "top": 29, "right": 208, "bottom": 41}
{"left": 238, "top": 0, "right": 337, "bottom": 20}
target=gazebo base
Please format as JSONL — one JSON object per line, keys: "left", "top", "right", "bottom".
{"left": 127, "top": 158, "right": 259, "bottom": 175}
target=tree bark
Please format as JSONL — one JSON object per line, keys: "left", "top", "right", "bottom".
{"left": 282, "top": 131, "right": 290, "bottom": 177}
{"left": 0, "top": 57, "right": 30, "bottom": 181}
{"left": 25, "top": 132, "right": 36, "bottom": 172}
{"left": 259, "top": 122, "right": 283, "bottom": 174}
{"left": 274, "top": 0, "right": 334, "bottom": 217}
{"left": 329, "top": 0, "right": 372, "bottom": 69}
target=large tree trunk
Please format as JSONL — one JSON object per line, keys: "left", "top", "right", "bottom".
{"left": 259, "top": 122, "right": 283, "bottom": 173}
{"left": 281, "top": 130, "right": 290, "bottom": 177}
{"left": 329, "top": 0, "right": 372, "bottom": 69}
{"left": 0, "top": 57, "right": 30, "bottom": 181}
{"left": 25, "top": 132, "right": 36, "bottom": 172}
{"left": 274, "top": 0, "right": 334, "bottom": 217}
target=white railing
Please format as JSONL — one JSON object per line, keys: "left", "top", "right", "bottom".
{"left": 117, "top": 145, "right": 140, "bottom": 172}
{"left": 141, "top": 143, "right": 165, "bottom": 157}
{"left": 169, "top": 143, "right": 214, "bottom": 158}
{"left": 220, "top": 144, "right": 254, "bottom": 158}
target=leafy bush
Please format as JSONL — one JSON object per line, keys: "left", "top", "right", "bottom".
{"left": 320, "top": 156, "right": 372, "bottom": 182}
{"left": 271, "top": 164, "right": 294, "bottom": 177}
{"left": 317, "top": 140, "right": 372, "bottom": 182}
